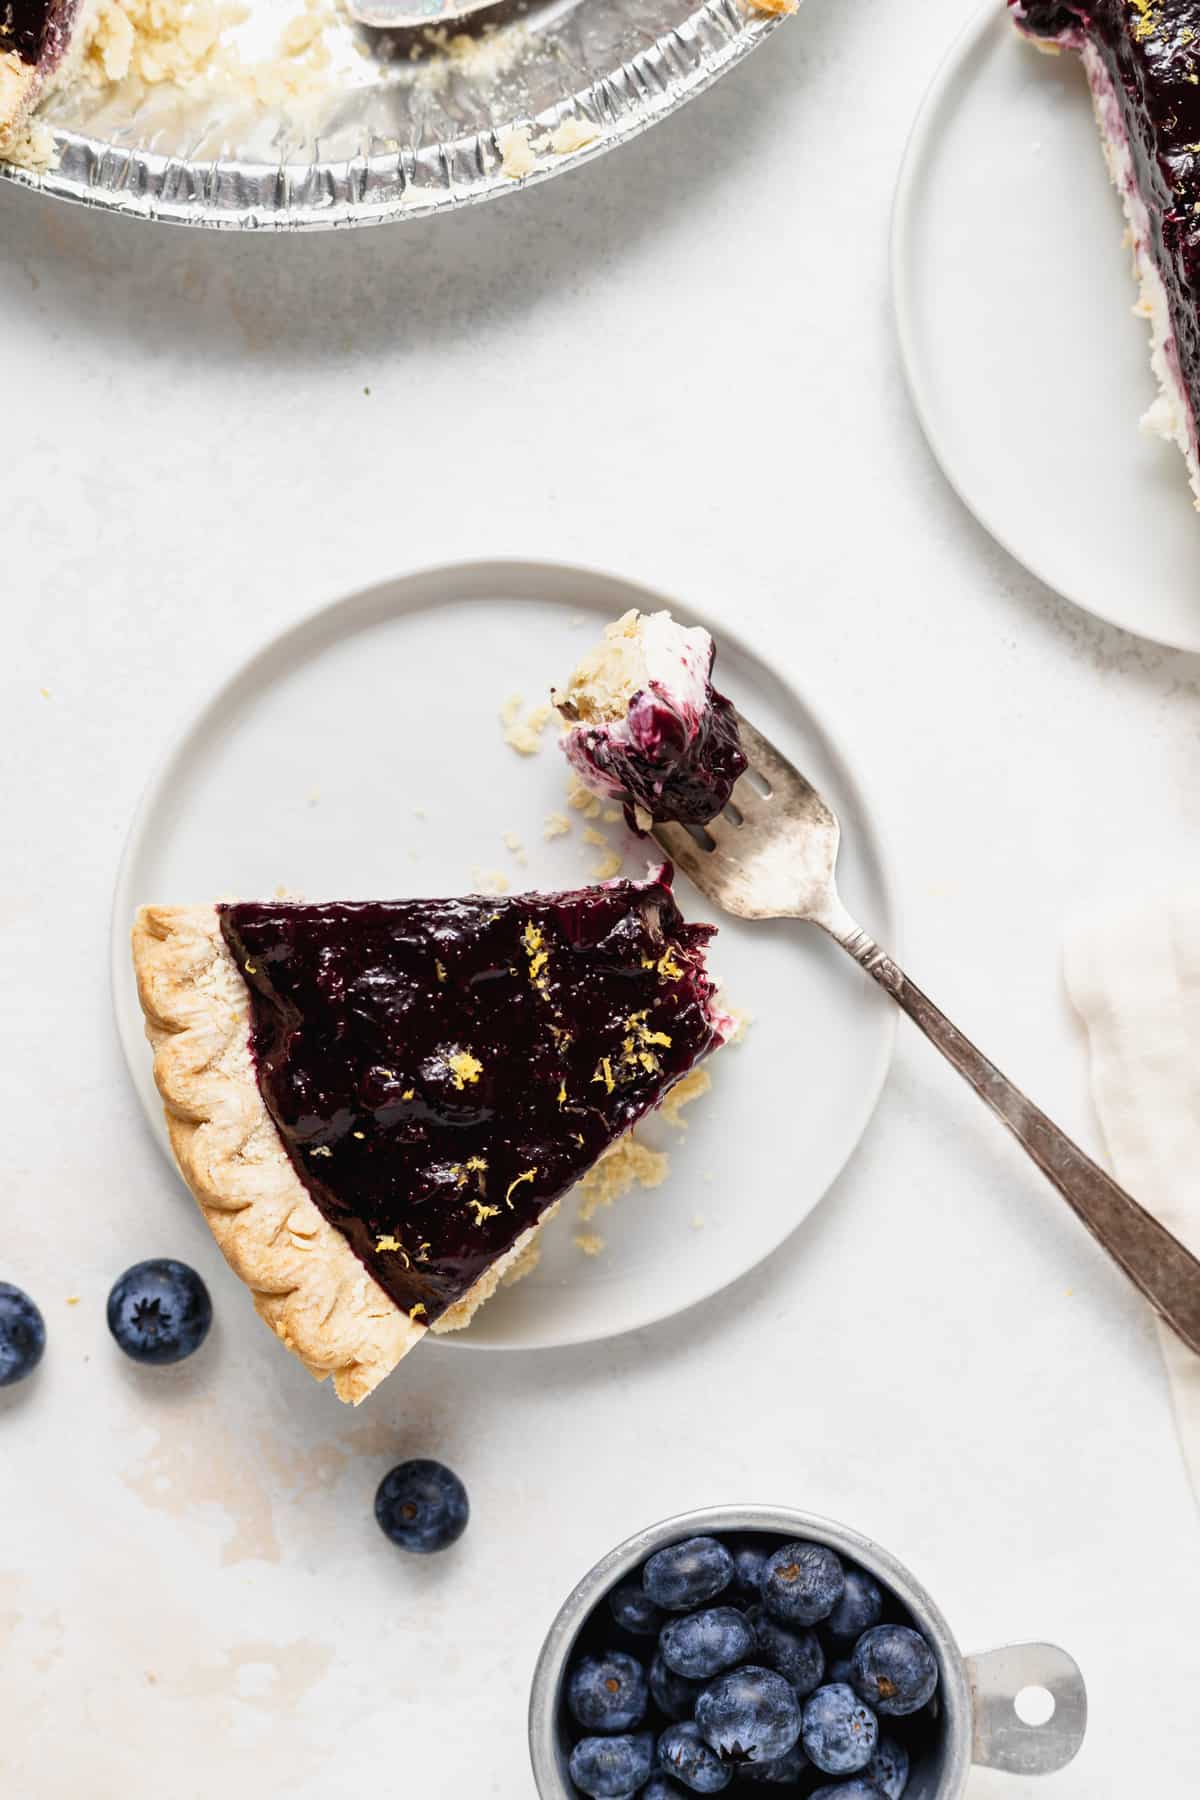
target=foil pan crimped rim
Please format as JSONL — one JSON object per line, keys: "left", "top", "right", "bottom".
{"left": 0, "top": 0, "right": 785, "bottom": 230}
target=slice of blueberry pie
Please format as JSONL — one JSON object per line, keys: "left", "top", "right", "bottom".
{"left": 132, "top": 870, "right": 728, "bottom": 1403}
{"left": 1011, "top": 0, "right": 1200, "bottom": 502}
{"left": 552, "top": 610, "right": 746, "bottom": 832}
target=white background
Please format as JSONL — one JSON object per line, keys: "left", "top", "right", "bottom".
{"left": 2, "top": 0, "right": 1198, "bottom": 1794}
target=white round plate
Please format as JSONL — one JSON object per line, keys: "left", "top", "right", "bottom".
{"left": 893, "top": 4, "right": 1200, "bottom": 652}
{"left": 113, "top": 560, "right": 895, "bottom": 1350}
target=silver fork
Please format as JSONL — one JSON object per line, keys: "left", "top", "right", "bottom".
{"left": 654, "top": 711, "right": 1200, "bottom": 1357}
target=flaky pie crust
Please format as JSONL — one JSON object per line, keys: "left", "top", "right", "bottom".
{"left": 132, "top": 905, "right": 551, "bottom": 1402}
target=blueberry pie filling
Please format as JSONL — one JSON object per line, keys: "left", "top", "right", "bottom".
{"left": 1011, "top": 0, "right": 1200, "bottom": 501}
{"left": 553, "top": 610, "right": 747, "bottom": 831}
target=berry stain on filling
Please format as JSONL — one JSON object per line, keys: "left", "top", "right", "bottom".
{"left": 219, "top": 872, "right": 723, "bottom": 1326}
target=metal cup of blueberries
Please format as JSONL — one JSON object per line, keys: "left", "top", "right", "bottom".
{"left": 529, "top": 1506, "right": 1087, "bottom": 1799}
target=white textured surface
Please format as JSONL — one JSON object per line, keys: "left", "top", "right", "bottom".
{"left": 1, "top": 1, "right": 1199, "bottom": 1795}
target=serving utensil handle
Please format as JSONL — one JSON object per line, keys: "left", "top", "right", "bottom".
{"left": 820, "top": 906, "right": 1200, "bottom": 1357}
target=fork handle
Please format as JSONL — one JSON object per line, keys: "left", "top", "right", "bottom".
{"left": 825, "top": 915, "right": 1200, "bottom": 1357}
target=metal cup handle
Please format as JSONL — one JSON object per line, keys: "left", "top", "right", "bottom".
{"left": 966, "top": 1642, "right": 1088, "bottom": 1776}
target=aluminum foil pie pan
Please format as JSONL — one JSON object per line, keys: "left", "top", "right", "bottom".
{"left": 0, "top": 0, "right": 791, "bottom": 229}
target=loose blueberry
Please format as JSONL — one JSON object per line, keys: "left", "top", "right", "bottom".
{"left": 657, "top": 1721, "right": 733, "bottom": 1794}
{"left": 761, "top": 1542, "right": 844, "bottom": 1627}
{"left": 0, "top": 1283, "right": 45, "bottom": 1388}
{"left": 863, "top": 1736, "right": 910, "bottom": 1799}
{"left": 568, "top": 1731, "right": 654, "bottom": 1798}
{"left": 106, "top": 1259, "right": 211, "bottom": 1365}
{"left": 660, "top": 1608, "right": 755, "bottom": 1681}
{"left": 651, "top": 1652, "right": 705, "bottom": 1722}
{"left": 746, "top": 1605, "right": 825, "bottom": 1698}
{"left": 735, "top": 1741, "right": 809, "bottom": 1783}
{"left": 568, "top": 1651, "right": 648, "bottom": 1733}
{"left": 801, "top": 1683, "right": 878, "bottom": 1776}
{"left": 608, "top": 1579, "right": 663, "bottom": 1638}
{"left": 695, "top": 1665, "right": 802, "bottom": 1767}
{"left": 810, "top": 1783, "right": 885, "bottom": 1799}
{"left": 730, "top": 1542, "right": 768, "bottom": 1600}
{"left": 644, "top": 1537, "right": 734, "bottom": 1612}
{"left": 642, "top": 1779, "right": 687, "bottom": 1800}
{"left": 824, "top": 1566, "right": 883, "bottom": 1648}
{"left": 850, "top": 1626, "right": 938, "bottom": 1718}
{"left": 374, "top": 1459, "right": 468, "bottom": 1553}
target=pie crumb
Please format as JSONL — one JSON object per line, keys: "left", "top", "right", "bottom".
{"left": 724, "top": 1004, "right": 753, "bottom": 1044}
{"left": 549, "top": 116, "right": 599, "bottom": 154}
{"left": 65, "top": 1294, "right": 81, "bottom": 1305}
{"left": 592, "top": 850, "right": 623, "bottom": 881}
{"left": 2, "top": 119, "right": 58, "bottom": 173}
{"left": 659, "top": 1065, "right": 712, "bottom": 1128}
{"left": 573, "top": 1232, "right": 606, "bottom": 1256}
{"left": 504, "top": 701, "right": 555, "bottom": 755}
{"left": 582, "top": 827, "right": 607, "bottom": 848}
{"left": 472, "top": 867, "right": 510, "bottom": 895}
{"left": 503, "top": 831, "right": 527, "bottom": 864}
{"left": 745, "top": 0, "right": 798, "bottom": 14}
{"left": 498, "top": 123, "right": 539, "bottom": 179}
{"left": 543, "top": 812, "right": 571, "bottom": 840}
{"left": 578, "top": 1135, "right": 669, "bottom": 1220}
{"left": 567, "top": 774, "right": 603, "bottom": 819}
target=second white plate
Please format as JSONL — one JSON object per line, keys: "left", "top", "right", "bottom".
{"left": 113, "top": 559, "right": 896, "bottom": 1351}
{"left": 893, "top": 5, "right": 1200, "bottom": 652}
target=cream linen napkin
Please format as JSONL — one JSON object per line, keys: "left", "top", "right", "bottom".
{"left": 1063, "top": 893, "right": 1200, "bottom": 1507}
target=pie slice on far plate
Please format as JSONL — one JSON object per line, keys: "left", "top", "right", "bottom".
{"left": 132, "top": 869, "right": 728, "bottom": 1403}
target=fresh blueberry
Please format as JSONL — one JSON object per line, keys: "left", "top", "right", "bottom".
{"left": 651, "top": 1652, "right": 705, "bottom": 1721}
{"left": 826, "top": 1657, "right": 854, "bottom": 1687}
{"left": 850, "top": 1626, "right": 938, "bottom": 1718}
{"left": 608, "top": 1579, "right": 663, "bottom": 1638}
{"left": 660, "top": 1608, "right": 755, "bottom": 1681}
{"left": 730, "top": 1542, "right": 768, "bottom": 1600}
{"left": 568, "top": 1651, "right": 648, "bottom": 1733}
{"left": 568, "top": 1731, "right": 654, "bottom": 1798}
{"left": 824, "top": 1566, "right": 883, "bottom": 1648}
{"left": 106, "top": 1259, "right": 212, "bottom": 1365}
{"left": 642, "top": 1779, "right": 687, "bottom": 1800}
{"left": 644, "top": 1537, "right": 734, "bottom": 1612}
{"left": 761, "top": 1543, "right": 844, "bottom": 1627}
{"left": 735, "top": 1741, "right": 809, "bottom": 1783}
{"left": 809, "top": 1783, "right": 885, "bottom": 1799}
{"left": 0, "top": 1283, "right": 45, "bottom": 1388}
{"left": 746, "top": 1605, "right": 825, "bottom": 1698}
{"left": 863, "top": 1735, "right": 910, "bottom": 1799}
{"left": 657, "top": 1722, "right": 733, "bottom": 1793}
{"left": 374, "top": 1459, "right": 469, "bottom": 1553}
{"left": 801, "top": 1683, "right": 879, "bottom": 1775}
{"left": 695, "top": 1665, "right": 802, "bottom": 1766}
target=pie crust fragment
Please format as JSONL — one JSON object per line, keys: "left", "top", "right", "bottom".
{"left": 132, "top": 872, "right": 726, "bottom": 1403}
